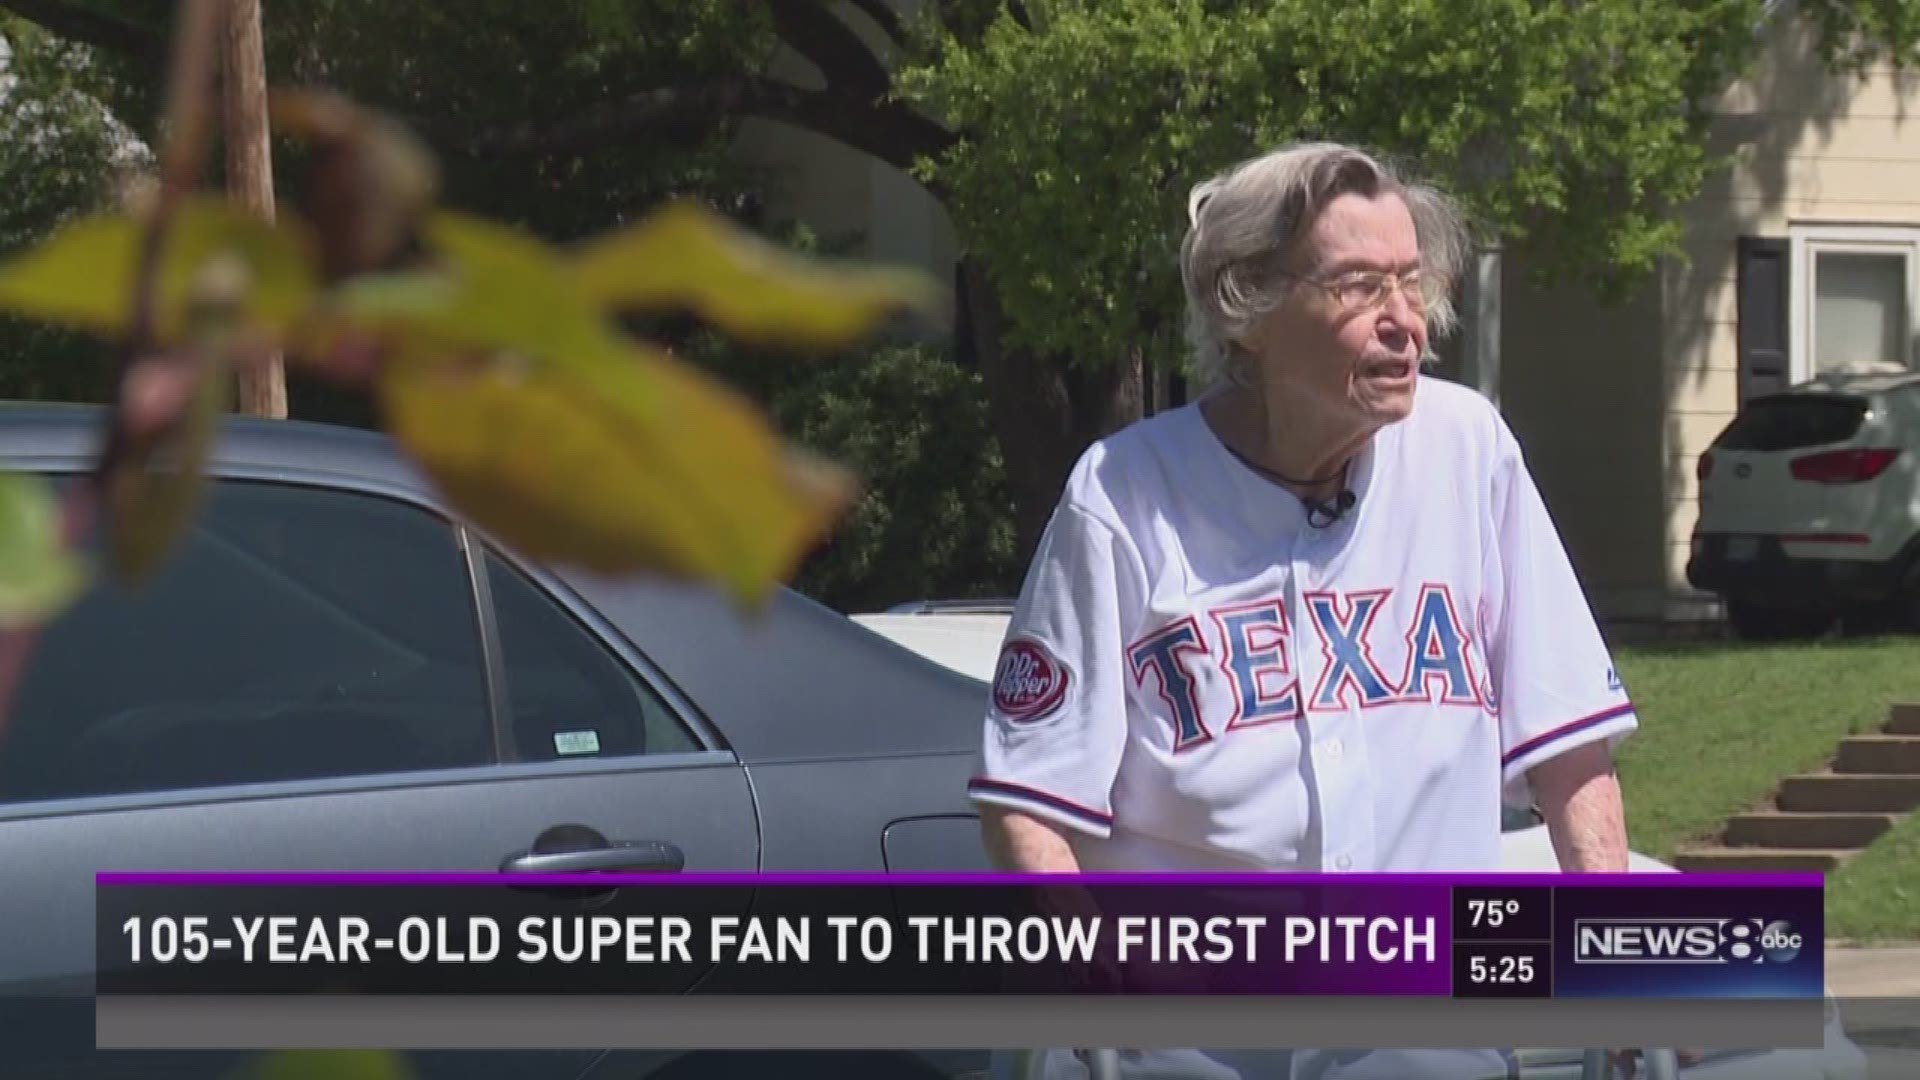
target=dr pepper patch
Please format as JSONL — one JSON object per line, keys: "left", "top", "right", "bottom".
{"left": 992, "top": 637, "right": 1071, "bottom": 723}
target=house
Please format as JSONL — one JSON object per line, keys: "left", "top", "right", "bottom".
{"left": 1494, "top": 13, "right": 1920, "bottom": 625}
{"left": 735, "top": 6, "right": 1920, "bottom": 627}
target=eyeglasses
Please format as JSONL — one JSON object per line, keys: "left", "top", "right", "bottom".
{"left": 1284, "top": 268, "right": 1450, "bottom": 313}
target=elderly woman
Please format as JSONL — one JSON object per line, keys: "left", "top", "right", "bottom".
{"left": 970, "top": 141, "right": 1636, "bottom": 1080}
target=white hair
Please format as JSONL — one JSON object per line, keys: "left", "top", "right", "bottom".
{"left": 1177, "top": 141, "right": 1473, "bottom": 389}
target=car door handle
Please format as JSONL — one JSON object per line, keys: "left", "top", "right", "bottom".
{"left": 499, "top": 840, "right": 685, "bottom": 875}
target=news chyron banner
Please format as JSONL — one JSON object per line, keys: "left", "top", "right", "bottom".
{"left": 95, "top": 871, "right": 1825, "bottom": 1051}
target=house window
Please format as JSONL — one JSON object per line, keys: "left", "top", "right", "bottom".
{"left": 1788, "top": 226, "right": 1920, "bottom": 383}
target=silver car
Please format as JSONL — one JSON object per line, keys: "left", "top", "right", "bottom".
{"left": 0, "top": 406, "right": 988, "bottom": 1080}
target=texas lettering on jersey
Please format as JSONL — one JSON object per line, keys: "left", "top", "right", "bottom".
{"left": 1125, "top": 583, "right": 1494, "bottom": 751}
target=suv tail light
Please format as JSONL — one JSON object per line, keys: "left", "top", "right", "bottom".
{"left": 1697, "top": 453, "right": 1714, "bottom": 484}
{"left": 1789, "top": 447, "right": 1900, "bottom": 484}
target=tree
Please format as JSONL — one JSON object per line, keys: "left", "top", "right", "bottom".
{"left": 11, "top": 0, "right": 1920, "bottom": 558}
{"left": 894, "top": 0, "right": 1778, "bottom": 548}
{"left": 0, "top": 0, "right": 945, "bottom": 652}
{"left": 0, "top": 0, "right": 787, "bottom": 422}
{"left": 221, "top": 0, "right": 281, "bottom": 417}
{"left": 0, "top": 12, "right": 148, "bottom": 405}
{"left": 698, "top": 334, "right": 1023, "bottom": 611}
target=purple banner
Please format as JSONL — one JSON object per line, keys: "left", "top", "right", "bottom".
{"left": 93, "top": 874, "right": 1823, "bottom": 1000}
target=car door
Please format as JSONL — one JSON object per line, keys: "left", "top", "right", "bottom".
{"left": 0, "top": 473, "right": 760, "bottom": 1080}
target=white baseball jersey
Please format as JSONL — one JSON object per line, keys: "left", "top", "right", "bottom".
{"left": 969, "top": 378, "right": 1637, "bottom": 874}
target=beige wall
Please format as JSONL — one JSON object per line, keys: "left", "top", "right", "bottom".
{"left": 1659, "top": 17, "right": 1920, "bottom": 613}
{"left": 1498, "top": 255, "right": 1670, "bottom": 620}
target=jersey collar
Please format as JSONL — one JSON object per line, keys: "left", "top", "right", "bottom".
{"left": 1181, "top": 390, "right": 1391, "bottom": 540}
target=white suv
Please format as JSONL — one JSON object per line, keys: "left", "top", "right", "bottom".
{"left": 1688, "top": 363, "right": 1920, "bottom": 639}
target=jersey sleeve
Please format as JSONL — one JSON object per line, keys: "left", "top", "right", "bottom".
{"left": 966, "top": 500, "right": 1138, "bottom": 839}
{"left": 1482, "top": 422, "right": 1638, "bottom": 809}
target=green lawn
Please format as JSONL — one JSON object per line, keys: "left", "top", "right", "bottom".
{"left": 1827, "top": 813, "right": 1920, "bottom": 942}
{"left": 1610, "top": 634, "right": 1920, "bottom": 941}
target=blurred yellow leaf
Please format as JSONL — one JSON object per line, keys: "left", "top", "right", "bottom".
{"left": 321, "top": 212, "right": 637, "bottom": 378}
{"left": 377, "top": 340, "right": 855, "bottom": 607}
{"left": 0, "top": 473, "right": 90, "bottom": 628}
{"left": 104, "top": 354, "right": 229, "bottom": 584}
{"left": 239, "top": 1050, "right": 417, "bottom": 1080}
{"left": 570, "top": 200, "right": 948, "bottom": 350}
{"left": 0, "top": 197, "right": 319, "bottom": 345}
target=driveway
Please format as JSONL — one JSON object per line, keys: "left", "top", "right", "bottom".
{"left": 1829, "top": 945, "right": 1919, "bottom": 1080}
{"left": 1828, "top": 946, "right": 1920, "bottom": 999}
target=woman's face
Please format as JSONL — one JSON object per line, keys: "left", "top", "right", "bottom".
{"left": 1243, "top": 191, "right": 1430, "bottom": 430}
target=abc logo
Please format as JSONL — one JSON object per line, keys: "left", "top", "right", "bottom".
{"left": 1760, "top": 920, "right": 1803, "bottom": 963}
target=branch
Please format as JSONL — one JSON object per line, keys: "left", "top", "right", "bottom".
{"left": 461, "top": 79, "right": 777, "bottom": 158}
{"left": 767, "top": 1, "right": 891, "bottom": 95}
{"left": 793, "top": 87, "right": 955, "bottom": 174}
{"left": 460, "top": 0, "right": 956, "bottom": 178}
{"left": 0, "top": 0, "right": 164, "bottom": 66}
{"left": 842, "top": 0, "right": 905, "bottom": 49}
{"left": 92, "top": 0, "right": 222, "bottom": 491}
{"left": 844, "top": 0, "right": 905, "bottom": 43}
{"left": 459, "top": 76, "right": 954, "bottom": 177}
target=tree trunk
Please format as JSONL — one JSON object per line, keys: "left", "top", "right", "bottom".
{"left": 962, "top": 258, "right": 1144, "bottom": 562}
{"left": 221, "top": 0, "right": 286, "bottom": 419}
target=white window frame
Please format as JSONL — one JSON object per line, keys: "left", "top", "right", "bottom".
{"left": 1787, "top": 223, "right": 1920, "bottom": 384}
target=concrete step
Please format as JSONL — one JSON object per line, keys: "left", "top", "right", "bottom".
{"left": 1723, "top": 811, "right": 1901, "bottom": 849}
{"left": 1777, "top": 773, "right": 1920, "bottom": 812}
{"left": 1834, "top": 734, "right": 1920, "bottom": 775}
{"left": 1671, "top": 847, "right": 1855, "bottom": 873}
{"left": 1890, "top": 703, "right": 1920, "bottom": 736}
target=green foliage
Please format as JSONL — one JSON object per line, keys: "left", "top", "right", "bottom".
{"left": 781, "top": 345, "right": 1021, "bottom": 613}
{"left": 254, "top": 0, "right": 778, "bottom": 241}
{"left": 1800, "top": 0, "right": 1920, "bottom": 73}
{"left": 897, "top": 0, "right": 1772, "bottom": 376}
{"left": 56, "top": 0, "right": 790, "bottom": 429}
{"left": 690, "top": 333, "right": 1022, "bottom": 614}
{"left": 0, "top": 14, "right": 146, "bottom": 403}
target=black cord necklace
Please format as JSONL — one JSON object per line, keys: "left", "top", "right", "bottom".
{"left": 1222, "top": 442, "right": 1348, "bottom": 489}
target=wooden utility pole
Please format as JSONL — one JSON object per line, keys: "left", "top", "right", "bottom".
{"left": 220, "top": 0, "right": 287, "bottom": 418}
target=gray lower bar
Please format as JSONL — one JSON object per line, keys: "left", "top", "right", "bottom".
{"left": 96, "top": 995, "right": 1822, "bottom": 1050}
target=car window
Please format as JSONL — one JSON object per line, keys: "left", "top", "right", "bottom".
{"left": 0, "top": 481, "right": 493, "bottom": 805}
{"left": 1713, "top": 394, "right": 1868, "bottom": 451}
{"left": 483, "top": 551, "right": 701, "bottom": 761}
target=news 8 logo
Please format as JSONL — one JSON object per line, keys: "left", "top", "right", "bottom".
{"left": 1719, "top": 919, "right": 1804, "bottom": 963}
{"left": 1571, "top": 918, "right": 1804, "bottom": 964}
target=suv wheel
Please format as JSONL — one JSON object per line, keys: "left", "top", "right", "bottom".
{"left": 1726, "top": 600, "right": 1833, "bottom": 641}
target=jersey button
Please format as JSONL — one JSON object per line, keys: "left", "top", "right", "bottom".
{"left": 1324, "top": 738, "right": 1345, "bottom": 759}
{"left": 1335, "top": 855, "right": 1353, "bottom": 870}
